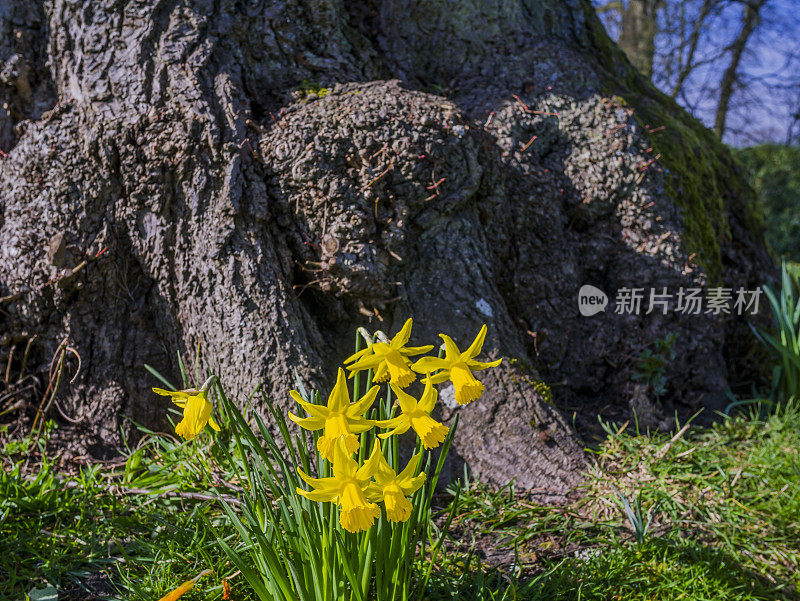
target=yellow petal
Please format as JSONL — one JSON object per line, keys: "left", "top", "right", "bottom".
{"left": 343, "top": 346, "right": 373, "bottom": 364}
{"left": 355, "top": 440, "right": 384, "bottom": 481}
{"left": 339, "top": 481, "right": 380, "bottom": 532}
{"left": 339, "top": 503, "right": 380, "bottom": 532}
{"left": 389, "top": 384, "right": 418, "bottom": 414}
{"left": 427, "top": 370, "right": 450, "bottom": 385}
{"left": 461, "top": 324, "right": 488, "bottom": 361}
{"left": 346, "top": 385, "right": 379, "bottom": 417}
{"left": 317, "top": 431, "right": 359, "bottom": 462}
{"left": 159, "top": 580, "right": 195, "bottom": 601}
{"left": 365, "top": 482, "right": 384, "bottom": 503}
{"left": 289, "top": 413, "right": 326, "bottom": 431}
{"left": 324, "top": 413, "right": 353, "bottom": 439}
{"left": 208, "top": 415, "right": 221, "bottom": 431}
{"left": 466, "top": 358, "right": 502, "bottom": 371}
{"left": 296, "top": 467, "right": 338, "bottom": 490}
{"left": 345, "top": 353, "right": 383, "bottom": 374}
{"left": 174, "top": 395, "right": 212, "bottom": 439}
{"left": 331, "top": 437, "right": 359, "bottom": 479}
{"left": 375, "top": 415, "right": 405, "bottom": 429}
{"left": 417, "top": 376, "right": 438, "bottom": 414}
{"left": 290, "top": 390, "right": 329, "bottom": 418}
{"left": 328, "top": 368, "right": 351, "bottom": 413}
{"left": 439, "top": 334, "right": 462, "bottom": 361}
{"left": 410, "top": 356, "right": 449, "bottom": 374}
{"left": 158, "top": 569, "right": 212, "bottom": 601}
{"left": 153, "top": 387, "right": 190, "bottom": 407}
{"left": 153, "top": 387, "right": 191, "bottom": 399}
{"left": 378, "top": 427, "right": 406, "bottom": 439}
{"left": 348, "top": 418, "right": 376, "bottom": 434}
{"left": 390, "top": 318, "right": 414, "bottom": 349}
{"left": 296, "top": 486, "right": 339, "bottom": 503}
{"left": 396, "top": 453, "right": 423, "bottom": 483}
{"left": 175, "top": 419, "right": 193, "bottom": 440}
{"left": 372, "top": 367, "right": 390, "bottom": 384}
{"left": 399, "top": 344, "right": 434, "bottom": 356}
{"left": 401, "top": 472, "right": 427, "bottom": 496}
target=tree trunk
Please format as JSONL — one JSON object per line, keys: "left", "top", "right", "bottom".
{"left": 0, "top": 0, "right": 772, "bottom": 497}
{"left": 618, "top": 0, "right": 663, "bottom": 79}
{"left": 714, "top": 0, "right": 766, "bottom": 138}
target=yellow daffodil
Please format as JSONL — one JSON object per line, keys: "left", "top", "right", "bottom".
{"left": 376, "top": 376, "right": 449, "bottom": 449}
{"left": 344, "top": 318, "right": 433, "bottom": 388}
{"left": 289, "top": 368, "right": 378, "bottom": 461}
{"left": 158, "top": 569, "right": 212, "bottom": 601}
{"left": 411, "top": 324, "right": 501, "bottom": 405}
{"left": 367, "top": 451, "right": 426, "bottom": 522}
{"left": 296, "top": 438, "right": 383, "bottom": 532}
{"left": 153, "top": 379, "right": 221, "bottom": 440}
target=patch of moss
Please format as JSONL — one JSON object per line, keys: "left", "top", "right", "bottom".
{"left": 582, "top": 2, "right": 765, "bottom": 283}
{"left": 508, "top": 358, "right": 553, "bottom": 403}
{"left": 297, "top": 79, "right": 331, "bottom": 100}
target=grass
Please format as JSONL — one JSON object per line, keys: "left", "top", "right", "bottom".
{"left": 424, "top": 402, "right": 800, "bottom": 600}
{"left": 3, "top": 398, "right": 798, "bottom": 600}
{"left": 0, "top": 421, "right": 245, "bottom": 601}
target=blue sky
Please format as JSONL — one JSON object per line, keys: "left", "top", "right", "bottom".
{"left": 595, "top": 0, "right": 800, "bottom": 146}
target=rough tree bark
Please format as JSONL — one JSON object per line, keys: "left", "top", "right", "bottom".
{"left": 0, "top": 0, "right": 771, "bottom": 498}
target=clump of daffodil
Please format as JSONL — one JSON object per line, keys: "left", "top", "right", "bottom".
{"left": 367, "top": 451, "right": 426, "bottom": 522}
{"left": 412, "top": 324, "right": 501, "bottom": 405}
{"left": 296, "top": 438, "right": 383, "bottom": 533}
{"left": 344, "top": 318, "right": 433, "bottom": 388}
{"left": 289, "top": 368, "right": 378, "bottom": 461}
{"left": 376, "top": 376, "right": 449, "bottom": 449}
{"left": 153, "top": 376, "right": 221, "bottom": 440}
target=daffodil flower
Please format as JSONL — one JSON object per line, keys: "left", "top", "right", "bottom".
{"left": 367, "top": 451, "right": 426, "bottom": 522}
{"left": 411, "top": 324, "right": 501, "bottom": 405}
{"left": 376, "top": 376, "right": 449, "bottom": 449}
{"left": 158, "top": 569, "right": 213, "bottom": 601}
{"left": 344, "top": 318, "right": 433, "bottom": 388}
{"left": 289, "top": 368, "right": 378, "bottom": 461}
{"left": 296, "top": 438, "right": 383, "bottom": 532}
{"left": 153, "top": 377, "right": 221, "bottom": 440}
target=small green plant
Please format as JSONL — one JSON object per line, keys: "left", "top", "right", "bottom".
{"left": 753, "top": 261, "right": 800, "bottom": 404}
{"left": 612, "top": 488, "right": 661, "bottom": 546}
{"left": 2, "top": 419, "right": 56, "bottom": 456}
{"left": 632, "top": 333, "right": 678, "bottom": 399}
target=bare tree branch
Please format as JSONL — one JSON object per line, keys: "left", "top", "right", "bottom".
{"left": 714, "top": 0, "right": 768, "bottom": 137}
